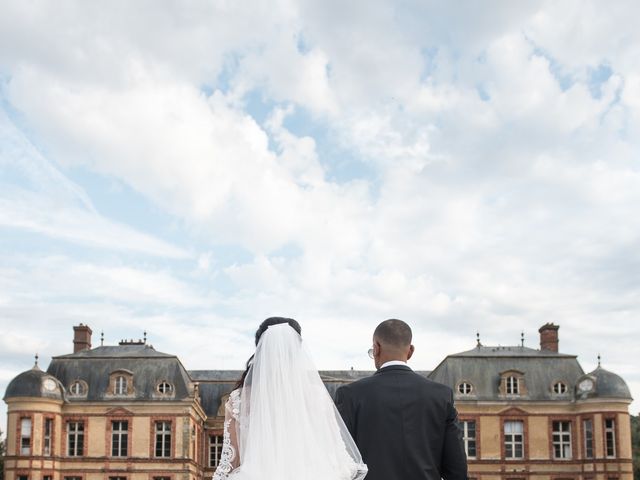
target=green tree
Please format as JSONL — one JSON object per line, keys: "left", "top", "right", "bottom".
{"left": 631, "top": 414, "right": 639, "bottom": 480}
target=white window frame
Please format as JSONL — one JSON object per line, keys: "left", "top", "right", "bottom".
{"left": 462, "top": 420, "right": 477, "bottom": 459}
{"left": 157, "top": 381, "right": 173, "bottom": 395}
{"left": 506, "top": 376, "right": 520, "bottom": 395}
{"left": 552, "top": 421, "right": 572, "bottom": 459}
{"left": 504, "top": 420, "right": 524, "bottom": 459}
{"left": 20, "top": 418, "right": 32, "bottom": 455}
{"left": 111, "top": 420, "right": 129, "bottom": 457}
{"left": 67, "top": 421, "right": 84, "bottom": 457}
{"left": 43, "top": 418, "right": 53, "bottom": 456}
{"left": 553, "top": 382, "right": 568, "bottom": 394}
{"left": 583, "top": 418, "right": 594, "bottom": 459}
{"left": 155, "top": 421, "right": 172, "bottom": 458}
{"left": 114, "top": 376, "right": 127, "bottom": 395}
{"left": 209, "top": 435, "right": 223, "bottom": 468}
{"left": 605, "top": 418, "right": 616, "bottom": 458}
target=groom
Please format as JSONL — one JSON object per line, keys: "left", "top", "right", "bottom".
{"left": 335, "top": 319, "right": 468, "bottom": 480}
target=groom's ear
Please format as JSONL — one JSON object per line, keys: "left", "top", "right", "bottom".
{"left": 407, "top": 344, "right": 415, "bottom": 361}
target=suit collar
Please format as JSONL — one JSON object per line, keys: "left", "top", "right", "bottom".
{"left": 375, "top": 364, "right": 413, "bottom": 375}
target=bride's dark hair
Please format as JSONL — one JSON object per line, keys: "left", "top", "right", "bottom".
{"left": 234, "top": 316, "right": 302, "bottom": 390}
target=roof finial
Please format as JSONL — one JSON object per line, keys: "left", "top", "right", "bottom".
{"left": 597, "top": 353, "right": 601, "bottom": 367}
{"left": 144, "top": 330, "right": 147, "bottom": 343}
{"left": 521, "top": 331, "right": 525, "bottom": 347}
{"left": 476, "top": 331, "right": 481, "bottom": 347}
{"left": 101, "top": 331, "right": 104, "bottom": 346}
{"left": 34, "top": 352, "right": 39, "bottom": 367}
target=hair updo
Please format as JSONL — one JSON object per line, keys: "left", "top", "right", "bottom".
{"left": 235, "top": 317, "right": 302, "bottom": 389}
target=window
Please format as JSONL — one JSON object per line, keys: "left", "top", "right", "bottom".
{"left": 64, "top": 477, "right": 82, "bottom": 480}
{"left": 210, "top": 435, "right": 223, "bottom": 468}
{"left": 462, "top": 421, "right": 477, "bottom": 458}
{"left": 153, "top": 477, "right": 171, "bottom": 480}
{"left": 553, "top": 382, "right": 568, "bottom": 394}
{"left": 583, "top": 419, "right": 594, "bottom": 459}
{"left": 111, "top": 421, "right": 129, "bottom": 457}
{"left": 605, "top": 418, "right": 616, "bottom": 458}
{"left": 109, "top": 477, "right": 126, "bottom": 480}
{"left": 504, "top": 421, "right": 524, "bottom": 459}
{"left": 114, "top": 376, "right": 127, "bottom": 395}
{"left": 43, "top": 476, "right": 52, "bottom": 480}
{"left": 458, "top": 382, "right": 473, "bottom": 395}
{"left": 18, "top": 476, "right": 28, "bottom": 480}
{"left": 70, "top": 381, "right": 86, "bottom": 396}
{"left": 552, "top": 421, "right": 572, "bottom": 459}
{"left": 157, "top": 381, "right": 173, "bottom": 394}
{"left": 155, "top": 421, "right": 172, "bottom": 457}
{"left": 20, "top": 418, "right": 32, "bottom": 455}
{"left": 67, "top": 421, "right": 84, "bottom": 456}
{"left": 506, "top": 376, "right": 519, "bottom": 395}
{"left": 43, "top": 418, "right": 53, "bottom": 455}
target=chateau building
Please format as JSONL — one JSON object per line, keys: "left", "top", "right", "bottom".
{"left": 2, "top": 323, "right": 634, "bottom": 480}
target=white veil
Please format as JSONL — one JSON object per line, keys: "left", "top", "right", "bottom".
{"left": 235, "top": 323, "right": 367, "bottom": 480}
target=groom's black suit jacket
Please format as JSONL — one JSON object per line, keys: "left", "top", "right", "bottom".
{"left": 335, "top": 365, "right": 467, "bottom": 480}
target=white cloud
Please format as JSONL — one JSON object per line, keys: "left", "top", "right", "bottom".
{"left": 0, "top": 0, "right": 639, "bottom": 417}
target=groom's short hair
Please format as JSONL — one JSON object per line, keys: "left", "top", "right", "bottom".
{"left": 374, "top": 319, "right": 412, "bottom": 348}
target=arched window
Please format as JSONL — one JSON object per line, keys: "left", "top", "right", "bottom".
{"left": 115, "top": 376, "right": 127, "bottom": 395}
{"left": 458, "top": 382, "right": 473, "bottom": 395}
{"left": 553, "top": 381, "right": 568, "bottom": 395}
{"left": 69, "top": 380, "right": 87, "bottom": 396}
{"left": 157, "top": 381, "right": 173, "bottom": 395}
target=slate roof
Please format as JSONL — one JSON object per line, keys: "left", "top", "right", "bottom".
{"left": 4, "top": 365, "right": 64, "bottom": 400}
{"left": 5, "top": 341, "right": 632, "bottom": 415}
{"left": 429, "top": 345, "right": 585, "bottom": 401}
{"left": 46, "top": 344, "right": 194, "bottom": 402}
{"left": 587, "top": 366, "right": 633, "bottom": 400}
{"left": 192, "top": 369, "right": 433, "bottom": 416}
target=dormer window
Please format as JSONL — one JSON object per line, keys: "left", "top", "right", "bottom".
{"left": 115, "top": 376, "right": 127, "bottom": 395}
{"left": 553, "top": 381, "right": 568, "bottom": 395}
{"left": 69, "top": 380, "right": 87, "bottom": 396}
{"left": 157, "top": 381, "right": 173, "bottom": 395}
{"left": 108, "top": 370, "right": 134, "bottom": 397}
{"left": 499, "top": 370, "right": 526, "bottom": 397}
{"left": 506, "top": 376, "right": 519, "bottom": 395}
{"left": 458, "top": 382, "right": 473, "bottom": 395}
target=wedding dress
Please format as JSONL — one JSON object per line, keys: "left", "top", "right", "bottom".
{"left": 212, "top": 323, "right": 368, "bottom": 480}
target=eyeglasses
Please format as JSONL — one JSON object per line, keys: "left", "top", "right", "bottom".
{"left": 367, "top": 347, "right": 374, "bottom": 359}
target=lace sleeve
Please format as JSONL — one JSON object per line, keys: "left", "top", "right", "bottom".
{"left": 213, "top": 390, "right": 241, "bottom": 479}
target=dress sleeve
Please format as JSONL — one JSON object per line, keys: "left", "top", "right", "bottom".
{"left": 213, "top": 390, "right": 241, "bottom": 479}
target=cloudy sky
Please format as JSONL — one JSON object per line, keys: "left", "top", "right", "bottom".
{"left": 1, "top": 0, "right": 639, "bottom": 431}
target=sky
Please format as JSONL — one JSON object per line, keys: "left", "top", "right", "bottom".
{"left": 1, "top": 0, "right": 639, "bottom": 434}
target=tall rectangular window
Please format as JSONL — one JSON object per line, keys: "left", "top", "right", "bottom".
{"left": 20, "top": 418, "right": 32, "bottom": 455}
{"left": 605, "top": 418, "right": 616, "bottom": 458}
{"left": 462, "top": 421, "right": 477, "bottom": 459}
{"left": 504, "top": 421, "right": 524, "bottom": 459}
{"left": 552, "top": 421, "right": 572, "bottom": 459}
{"left": 114, "top": 376, "right": 127, "bottom": 395}
{"left": 111, "top": 421, "right": 129, "bottom": 457}
{"left": 67, "top": 421, "right": 84, "bottom": 456}
{"left": 209, "top": 435, "right": 223, "bottom": 468}
{"left": 583, "top": 419, "right": 594, "bottom": 459}
{"left": 43, "top": 418, "right": 53, "bottom": 456}
{"left": 155, "top": 421, "right": 172, "bottom": 458}
{"left": 506, "top": 377, "right": 519, "bottom": 395}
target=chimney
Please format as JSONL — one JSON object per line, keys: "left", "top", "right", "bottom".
{"left": 73, "top": 323, "right": 93, "bottom": 353}
{"left": 539, "top": 323, "right": 559, "bottom": 352}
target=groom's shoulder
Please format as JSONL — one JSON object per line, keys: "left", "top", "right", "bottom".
{"left": 336, "top": 372, "right": 378, "bottom": 393}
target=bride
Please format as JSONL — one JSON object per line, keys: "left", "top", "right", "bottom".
{"left": 212, "top": 317, "right": 368, "bottom": 480}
